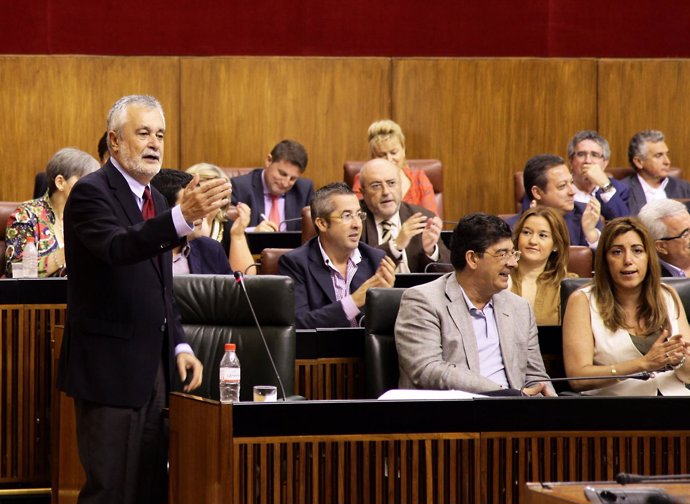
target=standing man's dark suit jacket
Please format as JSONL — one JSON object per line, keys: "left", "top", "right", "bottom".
{"left": 621, "top": 174, "right": 690, "bottom": 216}
{"left": 230, "top": 168, "right": 314, "bottom": 230}
{"left": 57, "top": 161, "right": 187, "bottom": 409}
{"left": 278, "top": 237, "right": 385, "bottom": 329}
{"left": 506, "top": 202, "right": 602, "bottom": 247}
{"left": 360, "top": 201, "right": 450, "bottom": 272}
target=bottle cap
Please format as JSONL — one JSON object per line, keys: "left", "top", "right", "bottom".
{"left": 224, "top": 343, "right": 236, "bottom": 351}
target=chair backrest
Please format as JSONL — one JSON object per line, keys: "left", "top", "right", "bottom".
{"left": 34, "top": 172, "right": 48, "bottom": 199}
{"left": 0, "top": 201, "right": 21, "bottom": 277}
{"left": 364, "top": 287, "right": 405, "bottom": 398}
{"left": 568, "top": 246, "right": 593, "bottom": 278}
{"left": 172, "top": 274, "right": 296, "bottom": 401}
{"left": 300, "top": 206, "right": 316, "bottom": 243}
{"left": 343, "top": 159, "right": 444, "bottom": 218}
{"left": 259, "top": 248, "right": 293, "bottom": 275}
{"left": 220, "top": 167, "right": 256, "bottom": 180}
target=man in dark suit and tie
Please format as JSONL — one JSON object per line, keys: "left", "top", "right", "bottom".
{"left": 358, "top": 158, "right": 450, "bottom": 272}
{"left": 57, "top": 95, "right": 231, "bottom": 504}
{"left": 279, "top": 182, "right": 395, "bottom": 329}
{"left": 230, "top": 139, "right": 314, "bottom": 231}
{"left": 507, "top": 154, "right": 602, "bottom": 248}
{"left": 622, "top": 130, "right": 690, "bottom": 216}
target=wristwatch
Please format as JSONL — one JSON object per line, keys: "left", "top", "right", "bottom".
{"left": 600, "top": 182, "right": 613, "bottom": 193}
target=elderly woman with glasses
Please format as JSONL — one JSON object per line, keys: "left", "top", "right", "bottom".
{"left": 563, "top": 217, "right": 690, "bottom": 396}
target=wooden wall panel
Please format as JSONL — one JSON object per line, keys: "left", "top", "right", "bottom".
{"left": 0, "top": 56, "right": 180, "bottom": 202}
{"left": 392, "top": 59, "right": 598, "bottom": 219}
{"left": 598, "top": 59, "right": 690, "bottom": 177}
{"left": 179, "top": 57, "right": 391, "bottom": 191}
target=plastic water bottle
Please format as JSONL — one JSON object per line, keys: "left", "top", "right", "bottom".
{"left": 22, "top": 237, "right": 38, "bottom": 278}
{"left": 219, "top": 343, "right": 241, "bottom": 403}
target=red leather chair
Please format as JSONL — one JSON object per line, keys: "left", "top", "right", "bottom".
{"left": 343, "top": 159, "right": 444, "bottom": 219}
{"left": 568, "top": 245, "right": 593, "bottom": 278}
{"left": 259, "top": 248, "right": 293, "bottom": 275}
{"left": 0, "top": 201, "right": 21, "bottom": 277}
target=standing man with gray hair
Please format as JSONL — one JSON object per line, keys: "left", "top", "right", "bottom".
{"left": 623, "top": 130, "right": 690, "bottom": 215}
{"left": 638, "top": 199, "right": 690, "bottom": 277}
{"left": 57, "top": 95, "right": 231, "bottom": 504}
{"left": 566, "top": 130, "right": 630, "bottom": 219}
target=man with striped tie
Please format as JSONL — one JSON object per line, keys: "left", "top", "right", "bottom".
{"left": 359, "top": 158, "right": 450, "bottom": 272}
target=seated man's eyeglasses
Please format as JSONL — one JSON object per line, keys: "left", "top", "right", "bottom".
{"left": 574, "top": 151, "right": 605, "bottom": 160}
{"left": 658, "top": 228, "right": 690, "bottom": 242}
{"left": 480, "top": 249, "right": 521, "bottom": 262}
{"left": 328, "top": 211, "right": 368, "bottom": 224}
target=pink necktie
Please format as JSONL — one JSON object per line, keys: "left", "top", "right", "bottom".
{"left": 269, "top": 194, "right": 280, "bottom": 228}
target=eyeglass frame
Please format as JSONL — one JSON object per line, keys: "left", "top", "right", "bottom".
{"left": 573, "top": 150, "right": 605, "bottom": 160}
{"left": 658, "top": 227, "right": 690, "bottom": 242}
{"left": 325, "top": 210, "right": 368, "bottom": 224}
{"left": 476, "top": 249, "right": 521, "bottom": 263}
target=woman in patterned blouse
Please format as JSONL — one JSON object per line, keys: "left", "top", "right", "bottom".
{"left": 5, "top": 148, "right": 99, "bottom": 277}
{"left": 352, "top": 119, "right": 438, "bottom": 215}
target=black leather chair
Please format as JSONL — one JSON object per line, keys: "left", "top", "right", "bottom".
{"left": 561, "top": 277, "right": 690, "bottom": 323}
{"left": 172, "top": 274, "right": 296, "bottom": 401}
{"left": 364, "top": 288, "right": 405, "bottom": 398}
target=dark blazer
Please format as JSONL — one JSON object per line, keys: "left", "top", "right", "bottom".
{"left": 622, "top": 174, "right": 690, "bottom": 216}
{"left": 520, "top": 177, "right": 630, "bottom": 220}
{"left": 57, "top": 161, "right": 186, "bottom": 408}
{"left": 230, "top": 168, "right": 314, "bottom": 230}
{"left": 360, "top": 201, "right": 450, "bottom": 272}
{"left": 278, "top": 237, "right": 385, "bottom": 329}
{"left": 187, "top": 236, "right": 232, "bottom": 275}
{"left": 506, "top": 202, "right": 602, "bottom": 247}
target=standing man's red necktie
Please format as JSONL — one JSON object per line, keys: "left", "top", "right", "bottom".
{"left": 269, "top": 194, "right": 280, "bottom": 229}
{"left": 142, "top": 186, "right": 155, "bottom": 220}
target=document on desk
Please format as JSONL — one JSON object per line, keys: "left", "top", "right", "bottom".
{"left": 378, "top": 389, "right": 485, "bottom": 400}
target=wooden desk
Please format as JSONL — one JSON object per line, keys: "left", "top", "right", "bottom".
{"left": 526, "top": 481, "right": 690, "bottom": 504}
{"left": 169, "top": 394, "right": 690, "bottom": 504}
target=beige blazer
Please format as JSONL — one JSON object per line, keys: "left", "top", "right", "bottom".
{"left": 395, "top": 273, "right": 553, "bottom": 394}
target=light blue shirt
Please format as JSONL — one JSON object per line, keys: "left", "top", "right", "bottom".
{"left": 459, "top": 287, "right": 509, "bottom": 388}
{"left": 660, "top": 258, "right": 686, "bottom": 277}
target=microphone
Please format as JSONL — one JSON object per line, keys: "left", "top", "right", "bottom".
{"left": 233, "top": 271, "right": 288, "bottom": 401}
{"left": 616, "top": 472, "right": 690, "bottom": 484}
{"left": 278, "top": 216, "right": 302, "bottom": 231}
{"left": 243, "top": 262, "right": 260, "bottom": 275}
{"left": 520, "top": 372, "right": 654, "bottom": 396}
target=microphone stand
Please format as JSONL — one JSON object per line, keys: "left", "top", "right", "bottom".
{"left": 233, "top": 271, "right": 288, "bottom": 401}
{"left": 520, "top": 372, "right": 654, "bottom": 396}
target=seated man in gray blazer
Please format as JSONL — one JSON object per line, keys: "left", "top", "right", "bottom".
{"left": 623, "top": 130, "right": 690, "bottom": 216}
{"left": 395, "top": 212, "right": 556, "bottom": 396}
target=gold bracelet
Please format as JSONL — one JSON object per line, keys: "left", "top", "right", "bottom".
{"left": 610, "top": 366, "right": 618, "bottom": 377}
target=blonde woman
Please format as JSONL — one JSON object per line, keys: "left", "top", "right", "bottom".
{"left": 185, "top": 163, "right": 232, "bottom": 242}
{"left": 352, "top": 120, "right": 437, "bottom": 214}
{"left": 509, "top": 207, "right": 575, "bottom": 325}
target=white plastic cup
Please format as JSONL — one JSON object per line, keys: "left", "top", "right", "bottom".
{"left": 253, "top": 385, "right": 277, "bottom": 402}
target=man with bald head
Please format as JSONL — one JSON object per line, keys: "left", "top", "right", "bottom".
{"left": 358, "top": 158, "right": 449, "bottom": 272}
